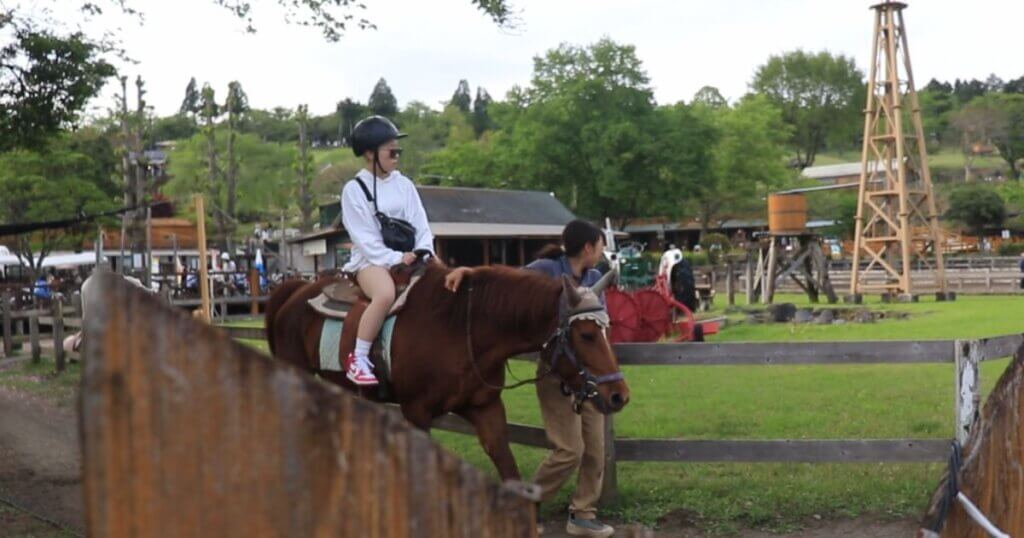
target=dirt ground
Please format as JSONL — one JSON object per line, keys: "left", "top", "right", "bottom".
{"left": 0, "top": 386, "right": 83, "bottom": 537}
{"left": 0, "top": 379, "right": 921, "bottom": 537}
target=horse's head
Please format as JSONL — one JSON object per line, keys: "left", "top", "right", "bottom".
{"left": 541, "top": 270, "right": 630, "bottom": 415}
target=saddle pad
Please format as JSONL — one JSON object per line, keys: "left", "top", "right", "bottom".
{"left": 319, "top": 319, "right": 344, "bottom": 371}
{"left": 319, "top": 316, "right": 397, "bottom": 375}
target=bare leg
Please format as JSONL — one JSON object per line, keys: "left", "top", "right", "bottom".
{"left": 355, "top": 266, "right": 395, "bottom": 341}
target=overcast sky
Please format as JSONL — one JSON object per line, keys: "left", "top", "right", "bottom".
{"left": 49, "top": 0, "right": 1024, "bottom": 117}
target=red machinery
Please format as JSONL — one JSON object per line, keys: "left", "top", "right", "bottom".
{"left": 606, "top": 274, "right": 720, "bottom": 343}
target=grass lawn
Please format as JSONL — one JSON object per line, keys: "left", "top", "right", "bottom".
{"left": 814, "top": 148, "right": 1005, "bottom": 172}
{"left": 0, "top": 358, "right": 80, "bottom": 409}
{"left": 435, "top": 293, "right": 1022, "bottom": 532}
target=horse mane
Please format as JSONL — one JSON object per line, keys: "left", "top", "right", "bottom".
{"left": 412, "top": 264, "right": 562, "bottom": 339}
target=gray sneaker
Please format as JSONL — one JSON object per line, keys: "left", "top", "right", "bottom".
{"left": 566, "top": 514, "right": 614, "bottom": 537}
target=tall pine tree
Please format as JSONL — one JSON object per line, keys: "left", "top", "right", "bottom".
{"left": 451, "top": 80, "right": 472, "bottom": 113}
{"left": 368, "top": 78, "right": 398, "bottom": 118}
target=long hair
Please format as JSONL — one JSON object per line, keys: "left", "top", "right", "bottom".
{"left": 535, "top": 219, "right": 604, "bottom": 260}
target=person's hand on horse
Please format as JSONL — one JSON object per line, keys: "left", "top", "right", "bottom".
{"left": 401, "top": 252, "right": 417, "bottom": 266}
{"left": 444, "top": 267, "right": 473, "bottom": 293}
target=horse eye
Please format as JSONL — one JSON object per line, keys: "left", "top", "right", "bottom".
{"left": 581, "top": 333, "right": 596, "bottom": 342}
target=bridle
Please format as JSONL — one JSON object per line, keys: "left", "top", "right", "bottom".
{"left": 542, "top": 294, "right": 624, "bottom": 413}
{"left": 464, "top": 283, "right": 624, "bottom": 414}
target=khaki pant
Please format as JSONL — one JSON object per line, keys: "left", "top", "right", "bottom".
{"left": 531, "top": 373, "right": 605, "bottom": 519}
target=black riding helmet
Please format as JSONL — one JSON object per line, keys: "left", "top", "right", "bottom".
{"left": 350, "top": 115, "right": 406, "bottom": 157}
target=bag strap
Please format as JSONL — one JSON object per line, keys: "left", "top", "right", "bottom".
{"left": 352, "top": 176, "right": 380, "bottom": 215}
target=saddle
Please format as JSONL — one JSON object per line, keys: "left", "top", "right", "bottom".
{"left": 307, "top": 261, "right": 425, "bottom": 320}
{"left": 309, "top": 261, "right": 428, "bottom": 400}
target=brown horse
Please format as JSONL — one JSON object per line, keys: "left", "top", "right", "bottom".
{"left": 265, "top": 262, "right": 629, "bottom": 481}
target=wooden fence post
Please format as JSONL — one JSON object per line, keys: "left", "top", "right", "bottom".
{"left": 29, "top": 309, "right": 40, "bottom": 363}
{"left": 599, "top": 413, "right": 619, "bottom": 505}
{"left": 250, "top": 268, "right": 259, "bottom": 316}
{"left": 52, "top": 300, "right": 65, "bottom": 372}
{"left": 1, "top": 289, "right": 12, "bottom": 358}
{"left": 72, "top": 292, "right": 83, "bottom": 317}
{"left": 954, "top": 339, "right": 981, "bottom": 446}
{"left": 745, "top": 254, "right": 755, "bottom": 304}
{"left": 726, "top": 262, "right": 735, "bottom": 306}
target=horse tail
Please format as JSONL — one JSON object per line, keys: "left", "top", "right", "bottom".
{"left": 264, "top": 278, "right": 308, "bottom": 356}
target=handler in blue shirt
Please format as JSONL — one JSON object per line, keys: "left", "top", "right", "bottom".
{"left": 444, "top": 219, "right": 614, "bottom": 537}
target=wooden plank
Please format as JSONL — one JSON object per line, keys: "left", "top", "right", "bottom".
{"left": 37, "top": 316, "right": 81, "bottom": 329}
{"left": 975, "top": 334, "right": 1024, "bottom": 361}
{"left": 9, "top": 309, "right": 49, "bottom": 319}
{"left": 599, "top": 413, "right": 618, "bottom": 505}
{"left": 80, "top": 272, "right": 537, "bottom": 537}
{"left": 52, "top": 301, "right": 64, "bottom": 372}
{"left": 221, "top": 326, "right": 267, "bottom": 340}
{"left": 954, "top": 339, "right": 981, "bottom": 446}
{"left": 614, "top": 438, "right": 950, "bottom": 463}
{"left": 613, "top": 340, "right": 955, "bottom": 365}
{"left": 28, "top": 310, "right": 39, "bottom": 362}
{"left": 2, "top": 290, "right": 12, "bottom": 357}
{"left": 432, "top": 414, "right": 552, "bottom": 449}
{"left": 172, "top": 296, "right": 269, "bottom": 307}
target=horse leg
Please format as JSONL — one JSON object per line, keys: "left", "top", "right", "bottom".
{"left": 458, "top": 399, "right": 520, "bottom": 481}
{"left": 400, "top": 402, "right": 434, "bottom": 432}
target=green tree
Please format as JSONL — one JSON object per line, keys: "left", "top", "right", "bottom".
{"left": 429, "top": 38, "right": 714, "bottom": 226}
{"left": 471, "top": 87, "right": 495, "bottom": 137}
{"left": 946, "top": 185, "right": 1006, "bottom": 235}
{"left": 688, "top": 95, "right": 793, "bottom": 231}
{"left": 0, "top": 140, "right": 117, "bottom": 278}
{"left": 167, "top": 129, "right": 297, "bottom": 224}
{"left": 976, "top": 93, "right": 1024, "bottom": 179}
{"left": 294, "top": 104, "right": 315, "bottom": 231}
{"left": 917, "top": 88, "right": 955, "bottom": 150}
{"left": 751, "top": 50, "right": 864, "bottom": 168}
{"left": 450, "top": 80, "right": 472, "bottom": 113}
{"left": 179, "top": 77, "right": 201, "bottom": 120}
{"left": 223, "top": 81, "right": 250, "bottom": 250}
{"left": 368, "top": 78, "right": 398, "bottom": 118}
{"left": 0, "top": 21, "right": 114, "bottom": 151}
{"left": 149, "top": 114, "right": 198, "bottom": 144}
{"left": 240, "top": 107, "right": 298, "bottom": 143}
{"left": 336, "top": 98, "right": 366, "bottom": 144}
{"left": 692, "top": 86, "right": 727, "bottom": 108}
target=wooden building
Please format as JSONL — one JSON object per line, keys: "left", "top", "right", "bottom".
{"left": 294, "top": 185, "right": 581, "bottom": 270}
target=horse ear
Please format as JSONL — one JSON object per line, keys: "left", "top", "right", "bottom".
{"left": 561, "top": 275, "right": 582, "bottom": 307}
{"left": 589, "top": 268, "right": 617, "bottom": 296}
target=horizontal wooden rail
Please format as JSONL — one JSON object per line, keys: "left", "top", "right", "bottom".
{"left": 428, "top": 416, "right": 948, "bottom": 463}
{"left": 218, "top": 327, "right": 1024, "bottom": 365}
{"left": 614, "top": 340, "right": 955, "bottom": 365}
{"left": 613, "top": 438, "right": 949, "bottom": 463}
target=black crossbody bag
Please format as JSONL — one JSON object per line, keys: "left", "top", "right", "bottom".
{"left": 353, "top": 176, "right": 417, "bottom": 253}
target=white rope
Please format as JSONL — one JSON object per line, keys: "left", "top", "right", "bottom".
{"left": 957, "top": 492, "right": 1010, "bottom": 538}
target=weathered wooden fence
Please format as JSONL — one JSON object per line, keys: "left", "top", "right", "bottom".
{"left": 80, "top": 273, "right": 537, "bottom": 537}
{"left": 223, "top": 323, "right": 1021, "bottom": 501}
{"left": 0, "top": 289, "right": 82, "bottom": 368}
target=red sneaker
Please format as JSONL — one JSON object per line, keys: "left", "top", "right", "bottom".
{"left": 345, "top": 352, "right": 378, "bottom": 386}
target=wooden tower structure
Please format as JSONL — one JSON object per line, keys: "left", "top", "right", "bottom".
{"left": 849, "top": 2, "right": 951, "bottom": 302}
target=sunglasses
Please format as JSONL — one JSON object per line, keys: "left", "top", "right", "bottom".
{"left": 387, "top": 148, "right": 403, "bottom": 159}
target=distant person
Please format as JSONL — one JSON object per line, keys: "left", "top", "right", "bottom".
{"left": 33, "top": 274, "right": 52, "bottom": 300}
{"left": 1019, "top": 252, "right": 1024, "bottom": 290}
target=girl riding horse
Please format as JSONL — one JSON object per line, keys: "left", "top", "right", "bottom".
{"left": 341, "top": 115, "right": 434, "bottom": 386}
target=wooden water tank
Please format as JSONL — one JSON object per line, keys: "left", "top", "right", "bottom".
{"left": 767, "top": 193, "right": 807, "bottom": 234}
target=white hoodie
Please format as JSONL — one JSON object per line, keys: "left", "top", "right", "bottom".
{"left": 340, "top": 169, "right": 434, "bottom": 272}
